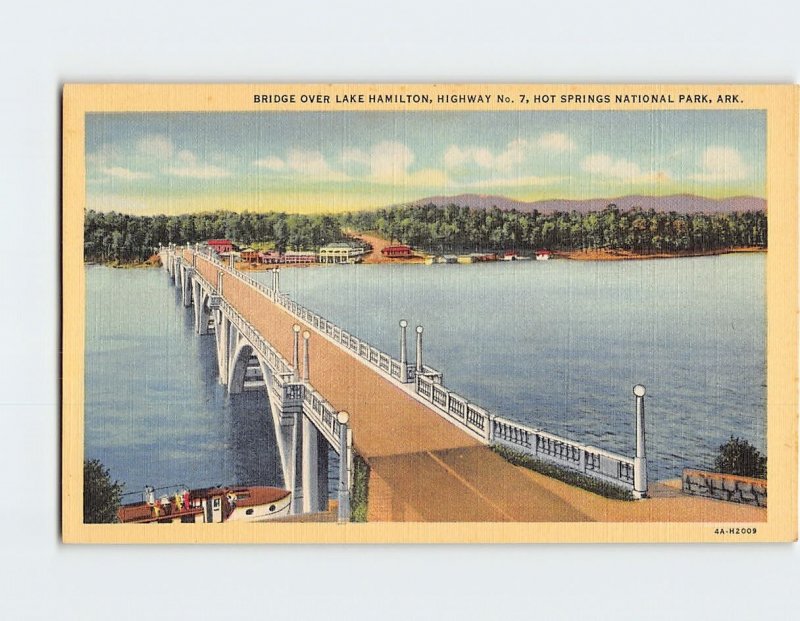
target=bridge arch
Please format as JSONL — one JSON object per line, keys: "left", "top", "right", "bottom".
{"left": 227, "top": 337, "right": 255, "bottom": 394}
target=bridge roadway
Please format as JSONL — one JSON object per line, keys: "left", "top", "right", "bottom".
{"left": 191, "top": 253, "right": 766, "bottom": 524}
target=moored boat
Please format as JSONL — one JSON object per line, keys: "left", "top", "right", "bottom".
{"left": 117, "top": 484, "right": 292, "bottom": 524}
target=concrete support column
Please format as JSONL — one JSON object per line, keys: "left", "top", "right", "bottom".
{"left": 317, "top": 435, "right": 329, "bottom": 511}
{"left": 292, "top": 324, "right": 301, "bottom": 380}
{"left": 291, "top": 412, "right": 303, "bottom": 514}
{"left": 217, "top": 315, "right": 230, "bottom": 385}
{"left": 337, "top": 411, "right": 351, "bottom": 523}
{"left": 399, "top": 320, "right": 408, "bottom": 382}
{"left": 192, "top": 280, "right": 203, "bottom": 333}
{"left": 302, "top": 330, "right": 310, "bottom": 382}
{"left": 181, "top": 269, "right": 192, "bottom": 307}
{"left": 633, "top": 384, "right": 648, "bottom": 498}
{"left": 275, "top": 268, "right": 280, "bottom": 293}
{"left": 302, "top": 416, "right": 319, "bottom": 513}
{"left": 217, "top": 271, "right": 223, "bottom": 296}
{"left": 415, "top": 325, "right": 424, "bottom": 373}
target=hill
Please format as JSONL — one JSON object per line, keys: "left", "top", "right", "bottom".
{"left": 407, "top": 193, "right": 766, "bottom": 215}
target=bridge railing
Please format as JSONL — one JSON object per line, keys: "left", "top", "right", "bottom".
{"left": 303, "top": 387, "right": 345, "bottom": 452}
{"left": 491, "top": 417, "right": 635, "bottom": 488}
{"left": 414, "top": 372, "right": 636, "bottom": 490}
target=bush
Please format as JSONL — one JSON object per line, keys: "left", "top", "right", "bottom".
{"left": 83, "top": 459, "right": 124, "bottom": 523}
{"left": 714, "top": 436, "right": 767, "bottom": 478}
{"left": 350, "top": 452, "right": 370, "bottom": 522}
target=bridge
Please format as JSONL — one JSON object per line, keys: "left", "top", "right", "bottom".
{"left": 158, "top": 244, "right": 766, "bottom": 523}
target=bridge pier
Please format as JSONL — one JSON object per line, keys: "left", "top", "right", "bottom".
{"left": 216, "top": 312, "right": 230, "bottom": 385}
{"left": 181, "top": 266, "right": 194, "bottom": 307}
{"left": 302, "top": 416, "right": 319, "bottom": 513}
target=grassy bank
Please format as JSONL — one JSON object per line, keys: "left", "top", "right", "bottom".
{"left": 350, "top": 452, "right": 370, "bottom": 522}
{"left": 491, "top": 444, "right": 634, "bottom": 501}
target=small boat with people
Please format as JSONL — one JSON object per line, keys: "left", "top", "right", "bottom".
{"left": 117, "top": 484, "right": 292, "bottom": 524}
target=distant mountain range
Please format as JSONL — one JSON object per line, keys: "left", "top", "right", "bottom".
{"left": 406, "top": 194, "right": 766, "bottom": 215}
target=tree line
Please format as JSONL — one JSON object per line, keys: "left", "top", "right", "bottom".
{"left": 84, "top": 204, "right": 767, "bottom": 263}
{"left": 341, "top": 203, "right": 767, "bottom": 254}
{"left": 84, "top": 209, "right": 347, "bottom": 263}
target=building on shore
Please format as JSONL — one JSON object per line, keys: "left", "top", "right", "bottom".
{"left": 207, "top": 239, "right": 233, "bottom": 254}
{"left": 240, "top": 248, "right": 260, "bottom": 263}
{"left": 259, "top": 251, "right": 283, "bottom": 264}
{"left": 381, "top": 244, "right": 413, "bottom": 258}
{"left": 282, "top": 251, "right": 317, "bottom": 264}
{"left": 318, "top": 242, "right": 365, "bottom": 264}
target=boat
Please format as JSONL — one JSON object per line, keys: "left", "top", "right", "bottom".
{"left": 117, "top": 484, "right": 292, "bottom": 524}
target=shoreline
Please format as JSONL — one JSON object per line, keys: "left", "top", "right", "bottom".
{"left": 86, "top": 245, "right": 765, "bottom": 270}
{"left": 558, "top": 246, "right": 765, "bottom": 262}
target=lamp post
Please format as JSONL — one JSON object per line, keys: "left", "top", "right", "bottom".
{"left": 399, "top": 320, "right": 408, "bottom": 382}
{"left": 415, "top": 325, "right": 424, "bottom": 373}
{"left": 292, "top": 324, "right": 301, "bottom": 380}
{"left": 633, "top": 384, "right": 648, "bottom": 498}
{"left": 302, "top": 330, "right": 310, "bottom": 382}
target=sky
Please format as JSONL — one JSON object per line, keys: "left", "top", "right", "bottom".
{"left": 85, "top": 110, "right": 766, "bottom": 215}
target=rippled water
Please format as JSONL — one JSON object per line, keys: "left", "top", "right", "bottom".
{"left": 85, "top": 267, "right": 284, "bottom": 496}
{"left": 85, "top": 254, "right": 765, "bottom": 488}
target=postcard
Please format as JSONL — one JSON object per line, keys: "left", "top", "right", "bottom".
{"left": 62, "top": 84, "right": 797, "bottom": 543}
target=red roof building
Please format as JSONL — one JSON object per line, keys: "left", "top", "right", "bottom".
{"left": 381, "top": 245, "right": 412, "bottom": 258}
{"left": 208, "top": 239, "right": 233, "bottom": 253}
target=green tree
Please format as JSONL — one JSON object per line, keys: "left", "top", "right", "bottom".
{"left": 713, "top": 436, "right": 767, "bottom": 478}
{"left": 84, "top": 459, "right": 123, "bottom": 523}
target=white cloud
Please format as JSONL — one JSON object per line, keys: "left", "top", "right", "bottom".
{"left": 136, "top": 134, "right": 174, "bottom": 159}
{"left": 253, "top": 156, "right": 286, "bottom": 171}
{"left": 342, "top": 141, "right": 415, "bottom": 183}
{"left": 444, "top": 139, "right": 531, "bottom": 173}
{"left": 581, "top": 152, "right": 671, "bottom": 184}
{"left": 581, "top": 153, "right": 642, "bottom": 178}
{"left": 99, "top": 166, "right": 152, "bottom": 180}
{"left": 176, "top": 149, "right": 196, "bottom": 164}
{"left": 536, "top": 132, "right": 575, "bottom": 152}
{"left": 286, "top": 149, "right": 350, "bottom": 180}
{"left": 692, "top": 146, "right": 750, "bottom": 181}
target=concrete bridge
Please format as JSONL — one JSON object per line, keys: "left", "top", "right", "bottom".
{"left": 159, "top": 243, "right": 666, "bottom": 522}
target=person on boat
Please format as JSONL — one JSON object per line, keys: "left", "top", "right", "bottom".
{"left": 174, "top": 491, "right": 183, "bottom": 512}
{"left": 183, "top": 489, "right": 191, "bottom": 511}
{"left": 227, "top": 491, "right": 237, "bottom": 509}
{"left": 160, "top": 495, "right": 171, "bottom": 515}
{"left": 153, "top": 499, "right": 161, "bottom": 518}
{"left": 145, "top": 486, "right": 155, "bottom": 507}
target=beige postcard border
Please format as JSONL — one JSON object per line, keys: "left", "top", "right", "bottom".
{"left": 62, "top": 83, "right": 798, "bottom": 543}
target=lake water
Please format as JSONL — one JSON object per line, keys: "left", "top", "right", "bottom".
{"left": 85, "top": 253, "right": 765, "bottom": 490}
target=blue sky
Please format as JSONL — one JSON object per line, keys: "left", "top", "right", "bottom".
{"left": 86, "top": 110, "right": 766, "bottom": 214}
